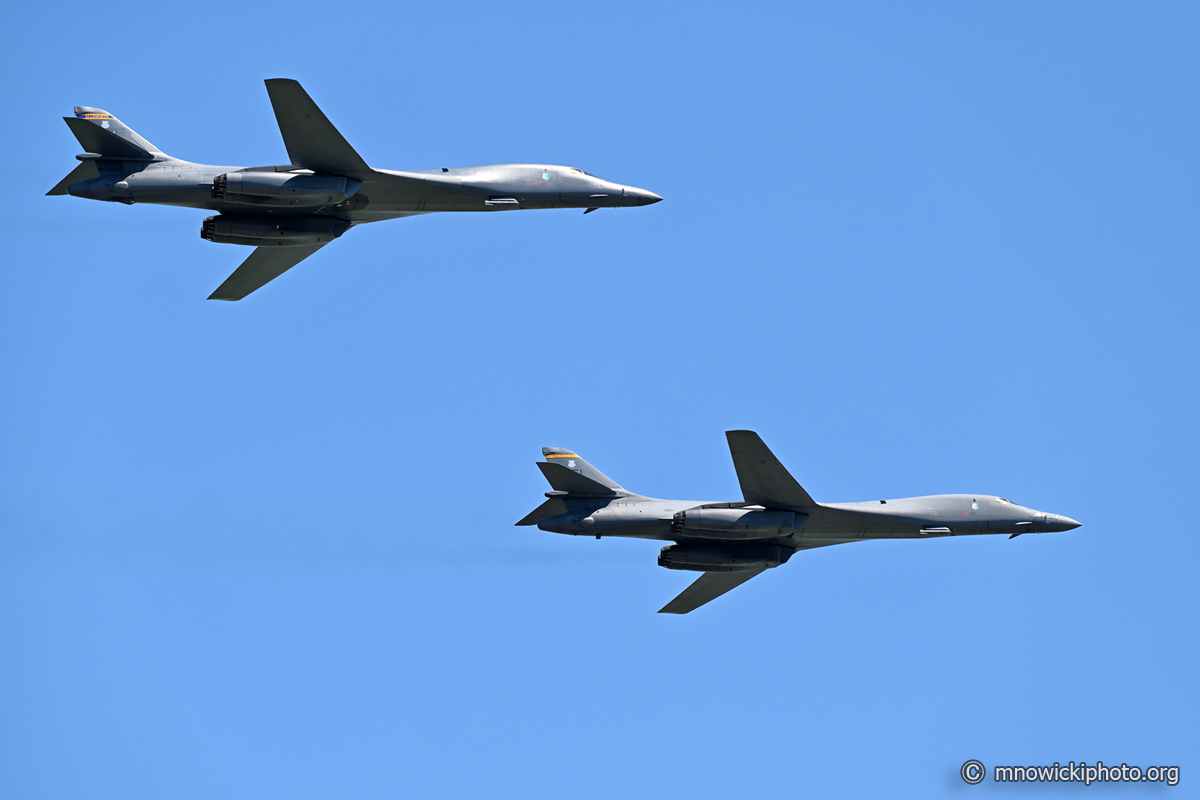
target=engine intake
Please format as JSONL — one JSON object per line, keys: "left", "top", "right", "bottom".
{"left": 658, "top": 544, "right": 791, "bottom": 572}
{"left": 200, "top": 215, "right": 350, "bottom": 247}
{"left": 212, "top": 171, "right": 361, "bottom": 207}
{"left": 670, "top": 507, "right": 800, "bottom": 540}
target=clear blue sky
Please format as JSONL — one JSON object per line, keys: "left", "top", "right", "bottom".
{"left": 1, "top": 2, "right": 1196, "bottom": 797}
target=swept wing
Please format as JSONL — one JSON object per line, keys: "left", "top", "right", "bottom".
{"left": 264, "top": 79, "right": 371, "bottom": 175}
{"left": 208, "top": 244, "right": 328, "bottom": 301}
{"left": 726, "top": 430, "right": 817, "bottom": 509}
{"left": 659, "top": 568, "right": 767, "bottom": 614}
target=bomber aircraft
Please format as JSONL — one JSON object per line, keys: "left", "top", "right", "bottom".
{"left": 48, "top": 79, "right": 662, "bottom": 300}
{"left": 518, "top": 431, "right": 1080, "bottom": 613}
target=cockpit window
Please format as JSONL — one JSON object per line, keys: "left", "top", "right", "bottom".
{"left": 997, "top": 498, "right": 1015, "bottom": 505}
{"left": 569, "top": 167, "right": 595, "bottom": 177}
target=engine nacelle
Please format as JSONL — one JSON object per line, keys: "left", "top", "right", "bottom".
{"left": 200, "top": 215, "right": 350, "bottom": 247}
{"left": 658, "top": 544, "right": 791, "bottom": 572}
{"left": 670, "top": 508, "right": 799, "bottom": 540}
{"left": 211, "top": 171, "right": 362, "bottom": 207}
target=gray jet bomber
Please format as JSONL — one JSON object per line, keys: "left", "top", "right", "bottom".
{"left": 48, "top": 79, "right": 662, "bottom": 300}
{"left": 518, "top": 431, "right": 1081, "bottom": 613}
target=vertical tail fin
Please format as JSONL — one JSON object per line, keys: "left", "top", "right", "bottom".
{"left": 541, "top": 448, "right": 624, "bottom": 491}
{"left": 62, "top": 107, "right": 166, "bottom": 160}
{"left": 516, "top": 447, "right": 624, "bottom": 526}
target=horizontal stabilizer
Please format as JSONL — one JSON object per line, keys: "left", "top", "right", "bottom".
{"left": 515, "top": 497, "right": 569, "bottom": 526}
{"left": 536, "top": 462, "right": 617, "bottom": 496}
{"left": 726, "top": 430, "right": 817, "bottom": 510}
{"left": 208, "top": 243, "right": 328, "bottom": 301}
{"left": 659, "top": 568, "right": 766, "bottom": 614}
{"left": 46, "top": 160, "right": 100, "bottom": 195}
{"left": 265, "top": 79, "right": 371, "bottom": 175}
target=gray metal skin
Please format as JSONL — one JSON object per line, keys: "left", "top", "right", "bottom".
{"left": 47, "top": 79, "right": 661, "bottom": 299}
{"left": 59, "top": 159, "right": 661, "bottom": 218}
{"left": 535, "top": 493, "right": 1079, "bottom": 543}
{"left": 517, "top": 431, "right": 1081, "bottom": 613}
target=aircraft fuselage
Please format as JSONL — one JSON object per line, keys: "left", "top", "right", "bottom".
{"left": 66, "top": 159, "right": 662, "bottom": 223}
{"left": 536, "top": 492, "right": 1080, "bottom": 549}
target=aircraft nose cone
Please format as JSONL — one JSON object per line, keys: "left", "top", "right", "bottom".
{"left": 633, "top": 188, "right": 663, "bottom": 206}
{"left": 1057, "top": 515, "right": 1082, "bottom": 531}
{"left": 1042, "top": 514, "right": 1081, "bottom": 532}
